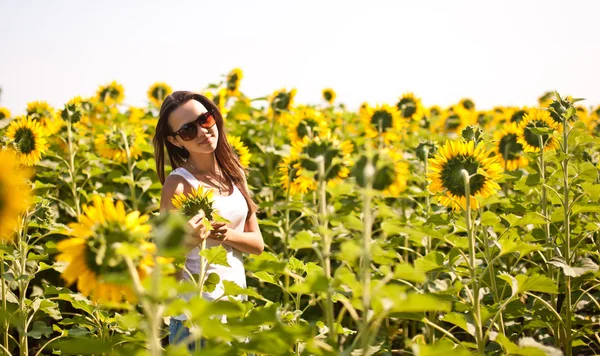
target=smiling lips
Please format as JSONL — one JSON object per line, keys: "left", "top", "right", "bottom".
{"left": 199, "top": 136, "right": 212, "bottom": 145}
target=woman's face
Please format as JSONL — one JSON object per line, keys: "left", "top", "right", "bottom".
{"left": 166, "top": 99, "right": 219, "bottom": 154}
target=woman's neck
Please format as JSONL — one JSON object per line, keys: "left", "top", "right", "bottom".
{"left": 187, "top": 152, "right": 219, "bottom": 174}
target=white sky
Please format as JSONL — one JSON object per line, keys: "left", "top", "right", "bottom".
{"left": 1, "top": 0, "right": 599, "bottom": 114}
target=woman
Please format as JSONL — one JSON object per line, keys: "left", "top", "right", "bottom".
{"left": 153, "top": 91, "right": 264, "bottom": 349}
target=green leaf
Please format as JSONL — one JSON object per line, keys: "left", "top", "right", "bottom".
{"left": 221, "top": 280, "right": 262, "bottom": 299}
{"left": 548, "top": 257, "right": 599, "bottom": 278}
{"left": 252, "top": 271, "right": 278, "bottom": 285}
{"left": 26, "top": 321, "right": 53, "bottom": 339}
{"left": 500, "top": 273, "right": 558, "bottom": 295}
{"left": 288, "top": 230, "right": 315, "bottom": 250}
{"left": 200, "top": 245, "right": 230, "bottom": 267}
{"left": 481, "top": 211, "right": 501, "bottom": 225}
{"left": 411, "top": 339, "right": 470, "bottom": 355}
{"left": 373, "top": 285, "right": 451, "bottom": 313}
{"left": 203, "top": 272, "right": 220, "bottom": 293}
{"left": 394, "top": 263, "right": 427, "bottom": 283}
{"left": 415, "top": 251, "right": 446, "bottom": 273}
{"left": 441, "top": 312, "right": 475, "bottom": 336}
{"left": 497, "top": 236, "right": 543, "bottom": 259}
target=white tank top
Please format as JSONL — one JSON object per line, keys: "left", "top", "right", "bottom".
{"left": 169, "top": 167, "right": 249, "bottom": 319}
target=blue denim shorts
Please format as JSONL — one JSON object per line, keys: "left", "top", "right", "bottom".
{"left": 169, "top": 318, "right": 204, "bottom": 351}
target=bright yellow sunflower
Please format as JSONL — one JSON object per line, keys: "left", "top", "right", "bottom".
{"left": 26, "top": 101, "right": 63, "bottom": 135}
{"left": 212, "top": 88, "right": 228, "bottom": 115}
{"left": 172, "top": 185, "right": 218, "bottom": 220}
{"left": 147, "top": 82, "right": 173, "bottom": 107}
{"left": 379, "top": 147, "right": 410, "bottom": 197}
{"left": 290, "top": 130, "right": 354, "bottom": 187}
{"left": 96, "top": 81, "right": 125, "bottom": 106}
{"left": 0, "top": 107, "right": 11, "bottom": 120}
{"left": 5, "top": 116, "right": 49, "bottom": 166}
{"left": 427, "top": 140, "right": 503, "bottom": 211}
{"left": 516, "top": 109, "right": 560, "bottom": 153}
{"left": 226, "top": 68, "right": 243, "bottom": 96}
{"left": 228, "top": 135, "right": 252, "bottom": 168}
{"left": 287, "top": 106, "right": 329, "bottom": 143}
{"left": 269, "top": 88, "right": 297, "bottom": 125}
{"left": 94, "top": 125, "right": 147, "bottom": 163}
{"left": 278, "top": 154, "right": 317, "bottom": 196}
{"left": 322, "top": 88, "right": 336, "bottom": 105}
{"left": 396, "top": 93, "right": 425, "bottom": 128}
{"left": 360, "top": 104, "right": 403, "bottom": 143}
{"left": 493, "top": 122, "right": 528, "bottom": 171}
{"left": 0, "top": 149, "right": 32, "bottom": 242}
{"left": 431, "top": 106, "right": 471, "bottom": 135}
{"left": 55, "top": 195, "right": 154, "bottom": 303}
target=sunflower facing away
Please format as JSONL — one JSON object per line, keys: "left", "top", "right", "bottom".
{"left": 5, "top": 116, "right": 49, "bottom": 166}
{"left": 360, "top": 104, "right": 403, "bottom": 143}
{"left": 281, "top": 130, "right": 354, "bottom": 195}
{"left": 55, "top": 195, "right": 154, "bottom": 303}
{"left": 322, "top": 88, "right": 336, "bottom": 105}
{"left": 228, "top": 135, "right": 252, "bottom": 168}
{"left": 378, "top": 148, "right": 410, "bottom": 197}
{"left": 94, "top": 125, "right": 147, "bottom": 163}
{"left": 96, "top": 81, "right": 125, "bottom": 106}
{"left": 431, "top": 106, "right": 472, "bottom": 135}
{"left": 226, "top": 68, "right": 243, "bottom": 96}
{"left": 269, "top": 88, "right": 297, "bottom": 125}
{"left": 147, "top": 82, "right": 173, "bottom": 107}
{"left": 287, "top": 106, "right": 329, "bottom": 143}
{"left": 0, "top": 149, "right": 32, "bottom": 242}
{"left": 428, "top": 140, "right": 503, "bottom": 211}
{"left": 493, "top": 122, "right": 528, "bottom": 171}
{"left": 516, "top": 109, "right": 560, "bottom": 153}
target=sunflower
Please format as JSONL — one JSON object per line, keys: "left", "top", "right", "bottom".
{"left": 5, "top": 116, "right": 49, "bottom": 166}
{"left": 278, "top": 154, "right": 317, "bottom": 196}
{"left": 147, "top": 82, "right": 173, "bottom": 107}
{"left": 269, "top": 88, "right": 297, "bottom": 125}
{"left": 378, "top": 148, "right": 410, "bottom": 197}
{"left": 212, "top": 88, "right": 229, "bottom": 115}
{"left": 431, "top": 106, "right": 471, "bottom": 135}
{"left": 516, "top": 109, "right": 560, "bottom": 153}
{"left": 226, "top": 68, "right": 243, "bottom": 96}
{"left": 96, "top": 81, "right": 125, "bottom": 106}
{"left": 396, "top": 93, "right": 425, "bottom": 127}
{"left": 360, "top": 104, "right": 403, "bottom": 143}
{"left": 293, "top": 130, "right": 354, "bottom": 182}
{"left": 171, "top": 185, "right": 218, "bottom": 220}
{"left": 0, "top": 149, "right": 32, "bottom": 242}
{"left": 228, "top": 135, "right": 252, "bottom": 168}
{"left": 94, "top": 125, "right": 147, "bottom": 163}
{"left": 287, "top": 107, "right": 329, "bottom": 143}
{"left": 0, "top": 107, "right": 11, "bottom": 120}
{"left": 427, "top": 140, "right": 503, "bottom": 211}
{"left": 322, "top": 88, "right": 336, "bottom": 105}
{"left": 493, "top": 122, "right": 528, "bottom": 171}
{"left": 458, "top": 98, "right": 476, "bottom": 111}
{"left": 55, "top": 195, "right": 154, "bottom": 303}
{"left": 26, "top": 101, "right": 63, "bottom": 135}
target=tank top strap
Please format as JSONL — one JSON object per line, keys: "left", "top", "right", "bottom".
{"left": 169, "top": 167, "right": 202, "bottom": 189}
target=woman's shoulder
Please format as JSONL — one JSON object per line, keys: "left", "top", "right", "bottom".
{"left": 162, "top": 171, "right": 191, "bottom": 195}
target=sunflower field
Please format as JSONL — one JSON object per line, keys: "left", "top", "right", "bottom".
{"left": 0, "top": 69, "right": 599, "bottom": 356}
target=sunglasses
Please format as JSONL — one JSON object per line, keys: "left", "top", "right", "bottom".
{"left": 170, "top": 111, "right": 217, "bottom": 141}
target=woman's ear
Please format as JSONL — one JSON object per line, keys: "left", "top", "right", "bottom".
{"left": 166, "top": 135, "right": 182, "bottom": 148}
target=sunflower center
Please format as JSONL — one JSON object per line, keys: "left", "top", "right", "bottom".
{"left": 272, "top": 92, "right": 292, "bottom": 111}
{"left": 523, "top": 121, "right": 552, "bottom": 148}
{"left": 300, "top": 141, "right": 343, "bottom": 180}
{"left": 14, "top": 127, "right": 36, "bottom": 154}
{"left": 397, "top": 98, "right": 417, "bottom": 118}
{"left": 296, "top": 119, "right": 319, "bottom": 139}
{"left": 371, "top": 110, "right": 393, "bottom": 132}
{"left": 444, "top": 114, "right": 461, "bottom": 131}
{"left": 510, "top": 110, "right": 527, "bottom": 124}
{"left": 499, "top": 133, "right": 523, "bottom": 160}
{"left": 323, "top": 91, "right": 334, "bottom": 102}
{"left": 152, "top": 86, "right": 168, "bottom": 101}
{"left": 440, "top": 155, "right": 486, "bottom": 197}
{"left": 84, "top": 222, "right": 132, "bottom": 278}
{"left": 461, "top": 100, "right": 475, "bottom": 110}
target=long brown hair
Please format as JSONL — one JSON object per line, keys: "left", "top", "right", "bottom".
{"left": 153, "top": 91, "right": 258, "bottom": 216}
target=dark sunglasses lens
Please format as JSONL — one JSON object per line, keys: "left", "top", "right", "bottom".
{"left": 178, "top": 124, "right": 197, "bottom": 141}
{"left": 200, "top": 113, "right": 216, "bottom": 128}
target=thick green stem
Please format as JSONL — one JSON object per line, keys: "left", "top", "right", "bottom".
{"left": 481, "top": 214, "right": 505, "bottom": 335}
{"left": 461, "top": 170, "right": 484, "bottom": 353}
{"left": 360, "top": 157, "right": 374, "bottom": 353}
{"left": 562, "top": 118, "right": 572, "bottom": 356}
{"left": 67, "top": 120, "right": 81, "bottom": 217}
{"left": 317, "top": 157, "right": 336, "bottom": 346}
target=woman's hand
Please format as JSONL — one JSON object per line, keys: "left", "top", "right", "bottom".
{"left": 183, "top": 211, "right": 208, "bottom": 250}
{"left": 208, "top": 222, "right": 228, "bottom": 241}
